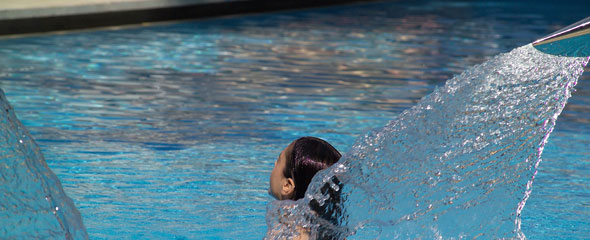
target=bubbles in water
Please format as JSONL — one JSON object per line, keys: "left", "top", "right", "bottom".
{"left": 266, "top": 45, "right": 589, "bottom": 239}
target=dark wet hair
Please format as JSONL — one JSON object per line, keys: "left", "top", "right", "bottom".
{"left": 283, "top": 136, "right": 341, "bottom": 200}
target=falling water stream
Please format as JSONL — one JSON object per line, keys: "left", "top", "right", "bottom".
{"left": 0, "top": 89, "right": 87, "bottom": 239}
{"left": 266, "top": 45, "right": 589, "bottom": 239}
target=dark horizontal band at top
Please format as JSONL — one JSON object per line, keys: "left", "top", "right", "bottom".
{"left": 0, "top": 0, "right": 374, "bottom": 36}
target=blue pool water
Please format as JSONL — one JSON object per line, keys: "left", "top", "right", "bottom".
{"left": 0, "top": 0, "right": 589, "bottom": 239}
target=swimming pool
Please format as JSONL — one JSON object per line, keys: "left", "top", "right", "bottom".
{"left": 1, "top": 0, "right": 588, "bottom": 239}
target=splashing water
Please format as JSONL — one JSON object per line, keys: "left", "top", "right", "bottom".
{"left": 266, "top": 44, "right": 589, "bottom": 239}
{"left": 0, "top": 89, "right": 88, "bottom": 239}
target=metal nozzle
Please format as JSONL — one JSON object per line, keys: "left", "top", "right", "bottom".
{"left": 533, "top": 16, "right": 590, "bottom": 57}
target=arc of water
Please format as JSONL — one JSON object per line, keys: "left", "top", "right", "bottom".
{"left": 0, "top": 89, "right": 88, "bottom": 239}
{"left": 267, "top": 16, "right": 590, "bottom": 239}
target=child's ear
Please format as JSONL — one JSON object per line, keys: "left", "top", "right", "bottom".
{"left": 281, "top": 178, "right": 295, "bottom": 200}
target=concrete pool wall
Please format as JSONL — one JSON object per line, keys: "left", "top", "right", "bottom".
{"left": 0, "top": 0, "right": 376, "bottom": 36}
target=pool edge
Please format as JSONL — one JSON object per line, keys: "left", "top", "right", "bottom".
{"left": 0, "top": 0, "right": 381, "bottom": 37}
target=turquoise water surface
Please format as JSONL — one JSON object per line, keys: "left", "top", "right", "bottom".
{"left": 0, "top": 0, "right": 589, "bottom": 239}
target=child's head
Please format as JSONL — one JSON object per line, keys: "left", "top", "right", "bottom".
{"left": 269, "top": 136, "right": 341, "bottom": 200}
